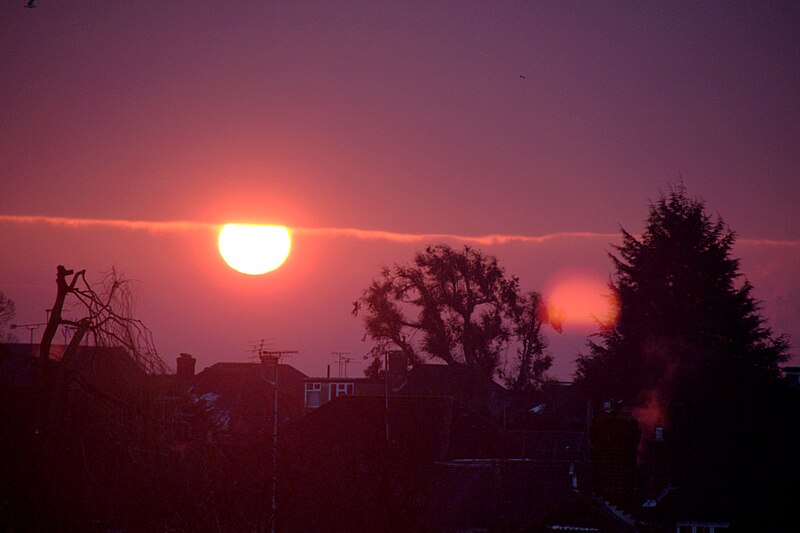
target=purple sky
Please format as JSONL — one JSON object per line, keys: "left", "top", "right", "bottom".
{"left": 2, "top": 1, "right": 798, "bottom": 379}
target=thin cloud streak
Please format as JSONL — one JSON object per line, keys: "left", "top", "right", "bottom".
{"left": 738, "top": 238, "right": 800, "bottom": 248}
{"left": 292, "top": 226, "right": 619, "bottom": 245}
{"left": 2, "top": 214, "right": 799, "bottom": 247}
{"left": 0, "top": 214, "right": 217, "bottom": 233}
{"left": 0, "top": 214, "right": 619, "bottom": 243}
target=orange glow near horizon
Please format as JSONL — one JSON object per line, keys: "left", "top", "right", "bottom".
{"left": 218, "top": 224, "right": 292, "bottom": 275}
{"left": 545, "top": 274, "right": 618, "bottom": 329}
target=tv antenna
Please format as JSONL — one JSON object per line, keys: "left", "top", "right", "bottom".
{"left": 246, "top": 338, "right": 277, "bottom": 362}
{"left": 332, "top": 351, "right": 359, "bottom": 377}
{"left": 61, "top": 324, "right": 77, "bottom": 345}
{"left": 259, "top": 349, "right": 298, "bottom": 364}
{"left": 10, "top": 322, "right": 46, "bottom": 345}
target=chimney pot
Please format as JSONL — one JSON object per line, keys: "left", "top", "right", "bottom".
{"left": 388, "top": 350, "right": 408, "bottom": 378}
{"left": 176, "top": 352, "right": 196, "bottom": 380}
{"left": 260, "top": 353, "right": 279, "bottom": 366}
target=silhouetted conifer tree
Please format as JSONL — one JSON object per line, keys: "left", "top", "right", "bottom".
{"left": 576, "top": 185, "right": 796, "bottom": 529}
{"left": 577, "top": 185, "right": 789, "bottom": 399}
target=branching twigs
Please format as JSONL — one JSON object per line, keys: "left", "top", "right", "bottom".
{"left": 41, "top": 265, "right": 168, "bottom": 376}
{"left": 29, "top": 266, "right": 173, "bottom": 529}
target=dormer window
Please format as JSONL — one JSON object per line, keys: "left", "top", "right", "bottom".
{"left": 330, "top": 382, "right": 354, "bottom": 399}
{"left": 304, "top": 382, "right": 322, "bottom": 408}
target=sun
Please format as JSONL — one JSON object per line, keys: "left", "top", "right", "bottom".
{"left": 545, "top": 274, "right": 618, "bottom": 329}
{"left": 218, "top": 224, "right": 292, "bottom": 275}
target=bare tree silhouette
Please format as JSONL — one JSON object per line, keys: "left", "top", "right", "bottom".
{"left": 17, "top": 266, "right": 172, "bottom": 530}
{"left": 39, "top": 265, "right": 166, "bottom": 377}
{"left": 0, "top": 292, "right": 15, "bottom": 342}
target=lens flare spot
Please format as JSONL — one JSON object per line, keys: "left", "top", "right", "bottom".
{"left": 545, "top": 275, "right": 618, "bottom": 329}
{"left": 218, "top": 224, "right": 291, "bottom": 275}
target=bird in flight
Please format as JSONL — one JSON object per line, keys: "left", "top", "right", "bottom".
{"left": 25, "top": 0, "right": 36, "bottom": 8}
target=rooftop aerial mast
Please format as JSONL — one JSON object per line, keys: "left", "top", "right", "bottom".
{"left": 258, "top": 347, "right": 297, "bottom": 533}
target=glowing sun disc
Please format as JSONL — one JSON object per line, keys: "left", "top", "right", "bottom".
{"left": 218, "top": 224, "right": 291, "bottom": 275}
{"left": 545, "top": 275, "right": 618, "bottom": 329}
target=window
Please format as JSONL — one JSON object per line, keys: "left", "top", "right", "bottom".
{"left": 304, "top": 382, "right": 322, "bottom": 408}
{"left": 329, "top": 382, "right": 354, "bottom": 400}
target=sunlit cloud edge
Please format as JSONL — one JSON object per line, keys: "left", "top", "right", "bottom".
{"left": 292, "top": 226, "right": 619, "bottom": 245}
{"left": 0, "top": 215, "right": 217, "bottom": 233}
{"left": 1, "top": 214, "right": 798, "bottom": 247}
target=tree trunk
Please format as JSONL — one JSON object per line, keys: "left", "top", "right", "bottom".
{"left": 39, "top": 265, "right": 73, "bottom": 368}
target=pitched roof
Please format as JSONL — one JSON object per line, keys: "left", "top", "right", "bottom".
{"left": 285, "top": 394, "right": 453, "bottom": 461}
{"left": 190, "top": 362, "right": 307, "bottom": 433}
{"left": 401, "top": 363, "right": 507, "bottom": 397}
{"left": 0, "top": 343, "right": 143, "bottom": 392}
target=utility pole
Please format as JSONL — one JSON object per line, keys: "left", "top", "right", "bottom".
{"left": 259, "top": 348, "right": 297, "bottom": 533}
{"left": 384, "top": 349, "right": 389, "bottom": 446}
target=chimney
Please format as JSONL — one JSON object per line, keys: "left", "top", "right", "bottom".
{"left": 260, "top": 353, "right": 279, "bottom": 367}
{"left": 589, "top": 410, "right": 639, "bottom": 509}
{"left": 388, "top": 350, "right": 408, "bottom": 379}
{"left": 387, "top": 350, "right": 408, "bottom": 391}
{"left": 176, "top": 352, "right": 196, "bottom": 380}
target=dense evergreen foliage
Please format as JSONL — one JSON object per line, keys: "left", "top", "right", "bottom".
{"left": 576, "top": 186, "right": 796, "bottom": 529}
{"left": 577, "top": 186, "right": 789, "bottom": 398}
